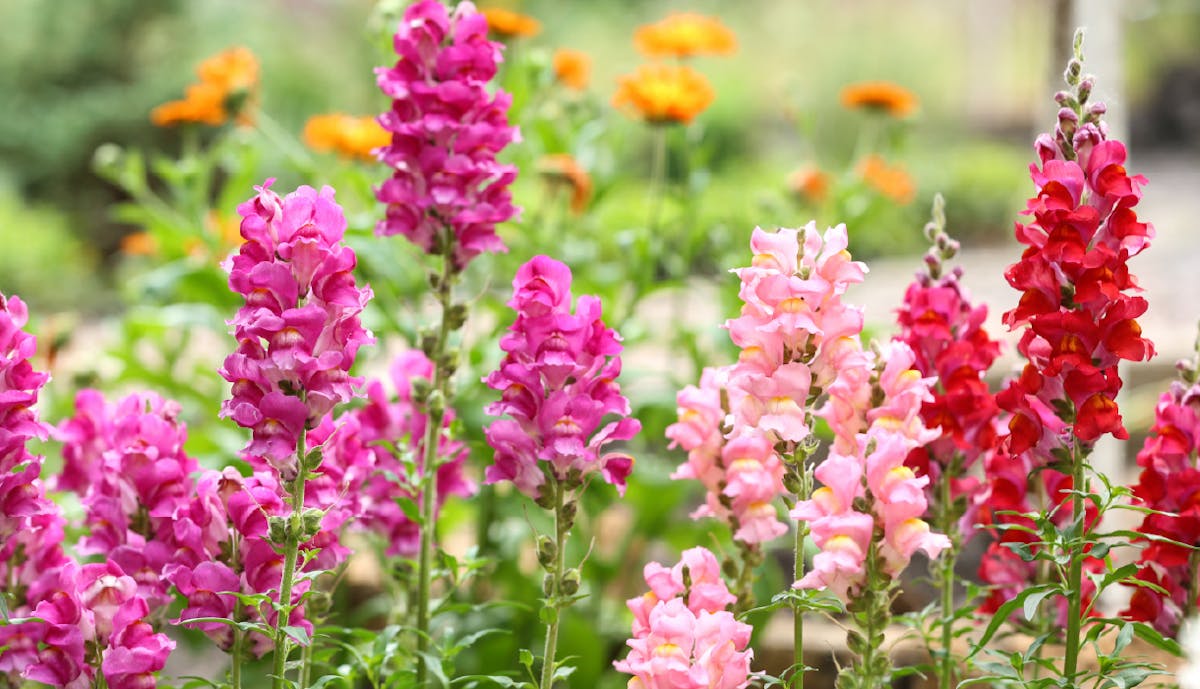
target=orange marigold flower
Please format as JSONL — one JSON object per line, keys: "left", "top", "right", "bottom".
{"left": 481, "top": 7, "right": 541, "bottom": 38}
{"left": 151, "top": 46, "right": 259, "bottom": 127}
{"left": 538, "top": 154, "right": 593, "bottom": 214}
{"left": 120, "top": 232, "right": 158, "bottom": 257}
{"left": 613, "top": 64, "right": 714, "bottom": 125}
{"left": 840, "top": 81, "right": 919, "bottom": 118}
{"left": 634, "top": 12, "right": 736, "bottom": 58}
{"left": 858, "top": 155, "right": 916, "bottom": 205}
{"left": 787, "top": 166, "right": 831, "bottom": 203}
{"left": 553, "top": 49, "right": 591, "bottom": 91}
{"left": 303, "top": 114, "right": 390, "bottom": 161}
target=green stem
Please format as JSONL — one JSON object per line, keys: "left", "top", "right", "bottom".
{"left": 271, "top": 429, "right": 308, "bottom": 689}
{"left": 793, "top": 519, "right": 807, "bottom": 689}
{"left": 1062, "top": 441, "right": 1087, "bottom": 685}
{"left": 299, "top": 636, "right": 314, "bottom": 689}
{"left": 936, "top": 466, "right": 957, "bottom": 689}
{"left": 540, "top": 480, "right": 567, "bottom": 689}
{"left": 646, "top": 125, "right": 668, "bottom": 237}
{"left": 415, "top": 239, "right": 456, "bottom": 689}
{"left": 230, "top": 530, "right": 244, "bottom": 689}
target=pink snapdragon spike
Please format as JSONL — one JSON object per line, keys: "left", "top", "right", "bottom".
{"left": 375, "top": 0, "right": 519, "bottom": 269}
{"left": 314, "top": 350, "right": 476, "bottom": 557}
{"left": 484, "top": 255, "right": 640, "bottom": 497}
{"left": 792, "top": 342, "right": 950, "bottom": 602}
{"left": 615, "top": 547, "right": 754, "bottom": 689}
{"left": 707, "top": 223, "right": 866, "bottom": 545}
{"left": 667, "top": 365, "right": 729, "bottom": 521}
{"left": 221, "top": 181, "right": 374, "bottom": 478}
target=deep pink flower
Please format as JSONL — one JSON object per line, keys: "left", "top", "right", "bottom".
{"left": 375, "top": 0, "right": 519, "bottom": 269}
{"left": 485, "top": 256, "right": 639, "bottom": 498}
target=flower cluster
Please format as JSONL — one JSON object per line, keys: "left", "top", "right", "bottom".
{"left": 314, "top": 350, "right": 476, "bottom": 557}
{"left": 614, "top": 547, "right": 753, "bottom": 689}
{"left": 996, "top": 87, "right": 1154, "bottom": 456}
{"left": 220, "top": 181, "right": 373, "bottom": 477}
{"left": 1121, "top": 364, "right": 1200, "bottom": 635}
{"left": 375, "top": 0, "right": 520, "bottom": 269}
{"left": 484, "top": 255, "right": 639, "bottom": 498}
{"left": 150, "top": 46, "right": 258, "bottom": 127}
{"left": 792, "top": 342, "right": 950, "bottom": 601}
{"left": 667, "top": 366, "right": 731, "bottom": 521}
{"left": 717, "top": 224, "right": 867, "bottom": 544}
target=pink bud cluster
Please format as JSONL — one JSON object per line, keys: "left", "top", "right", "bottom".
{"left": 484, "top": 256, "right": 639, "bottom": 497}
{"left": 792, "top": 342, "right": 950, "bottom": 602}
{"left": 895, "top": 261, "right": 1000, "bottom": 507}
{"left": 714, "top": 223, "right": 867, "bottom": 544}
{"left": 614, "top": 547, "right": 753, "bottom": 689}
{"left": 221, "top": 181, "right": 373, "bottom": 478}
{"left": 1121, "top": 371, "right": 1200, "bottom": 635}
{"left": 314, "top": 350, "right": 476, "bottom": 557}
{"left": 375, "top": 0, "right": 519, "bottom": 269}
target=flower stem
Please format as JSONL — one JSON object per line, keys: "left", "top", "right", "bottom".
{"left": 271, "top": 428, "right": 308, "bottom": 689}
{"left": 1061, "top": 441, "right": 1087, "bottom": 685}
{"left": 415, "top": 238, "right": 456, "bottom": 689}
{"left": 935, "top": 466, "right": 957, "bottom": 689}
{"left": 793, "top": 519, "right": 807, "bottom": 689}
{"left": 540, "top": 479, "right": 567, "bottom": 689}
{"left": 299, "top": 635, "right": 314, "bottom": 689}
{"left": 231, "top": 629, "right": 244, "bottom": 689}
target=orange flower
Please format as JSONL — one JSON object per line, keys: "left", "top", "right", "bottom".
{"left": 787, "top": 166, "right": 831, "bottom": 203}
{"left": 120, "top": 232, "right": 158, "bottom": 257}
{"left": 303, "top": 114, "right": 390, "bottom": 161}
{"left": 553, "top": 49, "right": 591, "bottom": 91}
{"left": 151, "top": 47, "right": 259, "bottom": 127}
{"left": 481, "top": 7, "right": 541, "bottom": 39}
{"left": 840, "top": 81, "right": 919, "bottom": 118}
{"left": 634, "top": 12, "right": 736, "bottom": 58}
{"left": 613, "top": 64, "right": 714, "bottom": 125}
{"left": 538, "top": 154, "right": 593, "bottom": 214}
{"left": 858, "top": 155, "right": 916, "bottom": 205}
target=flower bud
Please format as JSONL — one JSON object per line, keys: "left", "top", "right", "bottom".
{"left": 302, "top": 508, "right": 325, "bottom": 539}
{"left": 268, "top": 515, "right": 289, "bottom": 544}
{"left": 543, "top": 573, "right": 555, "bottom": 597}
{"left": 560, "top": 568, "right": 581, "bottom": 595}
{"left": 536, "top": 535, "right": 557, "bottom": 569}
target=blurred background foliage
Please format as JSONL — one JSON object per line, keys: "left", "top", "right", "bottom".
{"left": 3, "top": 0, "right": 1200, "bottom": 686}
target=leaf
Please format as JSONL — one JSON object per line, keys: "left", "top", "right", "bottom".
{"left": 1102, "top": 563, "right": 1141, "bottom": 590}
{"left": 282, "top": 625, "right": 311, "bottom": 647}
{"left": 395, "top": 497, "right": 423, "bottom": 526}
{"left": 1103, "top": 666, "right": 1156, "bottom": 689}
{"left": 1114, "top": 622, "right": 1134, "bottom": 656}
{"left": 968, "top": 584, "right": 1056, "bottom": 657}
{"left": 1023, "top": 588, "right": 1055, "bottom": 621}
{"left": 451, "top": 675, "right": 527, "bottom": 688}
{"left": 1131, "top": 622, "right": 1182, "bottom": 657}
{"left": 518, "top": 648, "right": 534, "bottom": 673}
{"left": 419, "top": 652, "right": 450, "bottom": 689}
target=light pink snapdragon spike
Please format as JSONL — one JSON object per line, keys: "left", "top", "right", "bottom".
{"left": 220, "top": 181, "right": 373, "bottom": 478}
{"left": 792, "top": 341, "right": 950, "bottom": 602}
{"left": 484, "top": 255, "right": 640, "bottom": 497}
{"left": 312, "top": 350, "right": 476, "bottom": 557}
{"left": 615, "top": 547, "right": 754, "bottom": 689}
{"left": 712, "top": 223, "right": 867, "bottom": 544}
{"left": 667, "top": 366, "right": 730, "bottom": 520}
{"left": 375, "top": 0, "right": 519, "bottom": 269}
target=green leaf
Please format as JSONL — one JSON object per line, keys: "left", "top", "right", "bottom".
{"left": 1023, "top": 588, "right": 1055, "bottom": 621}
{"left": 969, "top": 584, "right": 1056, "bottom": 657}
{"left": 1114, "top": 622, "right": 1134, "bottom": 656}
{"left": 282, "top": 625, "right": 311, "bottom": 647}
{"left": 1131, "top": 622, "right": 1182, "bottom": 657}
{"left": 395, "top": 497, "right": 424, "bottom": 526}
{"left": 451, "top": 675, "right": 527, "bottom": 688}
{"left": 1102, "top": 563, "right": 1140, "bottom": 590}
{"left": 518, "top": 649, "right": 534, "bottom": 672}
{"left": 419, "top": 652, "right": 450, "bottom": 689}
{"left": 1103, "top": 666, "right": 1155, "bottom": 689}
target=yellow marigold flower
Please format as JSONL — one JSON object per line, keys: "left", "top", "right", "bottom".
{"left": 538, "top": 154, "right": 593, "bottom": 214}
{"left": 151, "top": 47, "right": 259, "bottom": 127}
{"left": 120, "top": 232, "right": 158, "bottom": 257}
{"left": 840, "top": 81, "right": 919, "bottom": 118}
{"left": 787, "top": 166, "right": 831, "bottom": 203}
{"left": 481, "top": 7, "right": 541, "bottom": 39}
{"left": 303, "top": 114, "right": 390, "bottom": 162}
{"left": 613, "top": 64, "right": 714, "bottom": 125}
{"left": 634, "top": 12, "right": 736, "bottom": 59}
{"left": 858, "top": 155, "right": 916, "bottom": 205}
{"left": 553, "top": 49, "right": 591, "bottom": 91}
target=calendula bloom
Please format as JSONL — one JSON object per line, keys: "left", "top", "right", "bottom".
{"left": 376, "top": 0, "right": 520, "bottom": 269}
{"left": 553, "top": 48, "right": 590, "bottom": 90}
{"left": 633, "top": 12, "right": 737, "bottom": 58}
{"left": 858, "top": 155, "right": 916, "bottom": 205}
{"left": 840, "top": 81, "right": 919, "bottom": 118}
{"left": 613, "top": 63, "right": 714, "bottom": 125}
{"left": 220, "top": 181, "right": 373, "bottom": 478}
{"left": 120, "top": 232, "right": 158, "bottom": 257}
{"left": 484, "top": 255, "right": 640, "bottom": 498}
{"left": 537, "top": 154, "right": 593, "bottom": 214}
{"left": 787, "top": 165, "right": 831, "bottom": 203}
{"left": 303, "top": 113, "right": 390, "bottom": 161}
{"left": 480, "top": 6, "right": 541, "bottom": 38}
{"left": 615, "top": 547, "right": 753, "bottom": 689}
{"left": 150, "top": 46, "right": 258, "bottom": 127}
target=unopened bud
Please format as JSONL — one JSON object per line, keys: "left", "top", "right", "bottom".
{"left": 268, "top": 516, "right": 289, "bottom": 544}
{"left": 1077, "top": 77, "right": 1094, "bottom": 104}
{"left": 411, "top": 377, "right": 432, "bottom": 403}
{"left": 536, "top": 535, "right": 557, "bottom": 569}
{"left": 721, "top": 557, "right": 738, "bottom": 579}
{"left": 560, "top": 500, "right": 577, "bottom": 529}
{"left": 783, "top": 471, "right": 803, "bottom": 495}
{"left": 302, "top": 508, "right": 324, "bottom": 539}
{"left": 560, "top": 569, "right": 581, "bottom": 596}
{"left": 446, "top": 304, "right": 468, "bottom": 332}
{"left": 543, "top": 573, "right": 555, "bottom": 597}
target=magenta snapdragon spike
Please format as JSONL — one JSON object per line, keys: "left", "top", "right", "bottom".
{"left": 484, "top": 255, "right": 640, "bottom": 496}
{"left": 313, "top": 350, "right": 476, "bottom": 557}
{"left": 221, "top": 180, "right": 374, "bottom": 478}
{"left": 375, "top": 0, "right": 519, "bottom": 269}
{"left": 614, "top": 547, "right": 754, "bottom": 689}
